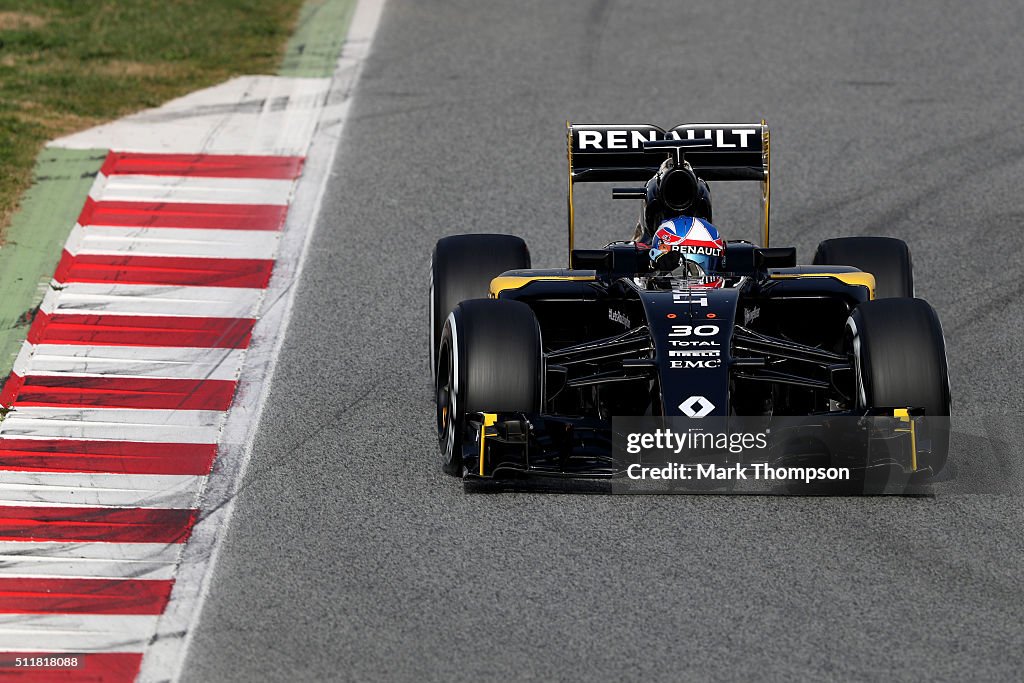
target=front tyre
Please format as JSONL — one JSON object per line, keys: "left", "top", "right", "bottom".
{"left": 430, "top": 234, "right": 530, "bottom": 376}
{"left": 436, "top": 298, "right": 542, "bottom": 476}
{"left": 813, "top": 236, "right": 913, "bottom": 299}
{"left": 847, "top": 298, "right": 951, "bottom": 474}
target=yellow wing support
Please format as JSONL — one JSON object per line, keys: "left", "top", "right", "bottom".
{"left": 762, "top": 120, "right": 771, "bottom": 247}
{"left": 478, "top": 413, "right": 498, "bottom": 476}
{"left": 566, "top": 120, "right": 576, "bottom": 267}
{"left": 893, "top": 408, "right": 918, "bottom": 472}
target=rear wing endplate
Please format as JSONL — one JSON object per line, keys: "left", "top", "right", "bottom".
{"left": 566, "top": 121, "right": 771, "bottom": 258}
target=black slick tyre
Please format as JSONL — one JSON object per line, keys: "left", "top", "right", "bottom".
{"left": 847, "top": 298, "right": 951, "bottom": 475}
{"left": 436, "top": 298, "right": 542, "bottom": 476}
{"left": 813, "top": 236, "right": 914, "bottom": 299}
{"left": 430, "top": 234, "right": 530, "bottom": 375}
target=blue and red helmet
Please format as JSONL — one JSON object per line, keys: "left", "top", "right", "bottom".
{"left": 650, "top": 216, "right": 725, "bottom": 275}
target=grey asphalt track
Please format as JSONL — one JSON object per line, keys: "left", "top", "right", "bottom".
{"left": 182, "top": 1, "right": 1024, "bottom": 680}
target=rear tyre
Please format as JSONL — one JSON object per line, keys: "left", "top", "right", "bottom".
{"left": 436, "top": 298, "right": 542, "bottom": 476}
{"left": 847, "top": 298, "right": 951, "bottom": 475}
{"left": 813, "top": 236, "right": 914, "bottom": 299}
{"left": 430, "top": 234, "right": 530, "bottom": 375}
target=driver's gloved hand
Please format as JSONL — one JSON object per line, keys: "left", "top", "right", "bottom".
{"left": 651, "top": 250, "right": 682, "bottom": 272}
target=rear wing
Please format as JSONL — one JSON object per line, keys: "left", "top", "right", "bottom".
{"left": 566, "top": 121, "right": 771, "bottom": 259}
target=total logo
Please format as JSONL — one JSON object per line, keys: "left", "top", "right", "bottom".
{"left": 669, "top": 340, "right": 719, "bottom": 347}
{"left": 679, "top": 395, "right": 715, "bottom": 418}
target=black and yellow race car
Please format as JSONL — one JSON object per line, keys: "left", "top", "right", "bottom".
{"left": 429, "top": 122, "right": 950, "bottom": 488}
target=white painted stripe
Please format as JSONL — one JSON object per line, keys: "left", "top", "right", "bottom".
{"left": 39, "top": 283, "right": 264, "bottom": 319}
{"left": 65, "top": 224, "right": 281, "bottom": 260}
{"left": 0, "top": 614, "right": 158, "bottom": 652}
{"left": 13, "top": 343, "right": 244, "bottom": 381}
{"left": 91, "top": 174, "right": 295, "bottom": 206}
{"left": 140, "top": 3, "right": 390, "bottom": 681}
{"left": 0, "top": 408, "right": 224, "bottom": 443}
{"left": 0, "top": 472, "right": 203, "bottom": 508}
{"left": 52, "top": 76, "right": 333, "bottom": 157}
{"left": 0, "top": 542, "right": 180, "bottom": 580}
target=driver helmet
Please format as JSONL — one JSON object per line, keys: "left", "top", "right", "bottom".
{"left": 650, "top": 216, "right": 725, "bottom": 276}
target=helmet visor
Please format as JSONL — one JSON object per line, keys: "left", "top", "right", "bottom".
{"left": 681, "top": 252, "right": 723, "bottom": 276}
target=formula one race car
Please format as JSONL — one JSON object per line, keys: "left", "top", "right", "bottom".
{"left": 429, "top": 121, "right": 950, "bottom": 487}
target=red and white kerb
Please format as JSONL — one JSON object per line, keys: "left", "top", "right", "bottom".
{"left": 0, "top": 151, "right": 303, "bottom": 681}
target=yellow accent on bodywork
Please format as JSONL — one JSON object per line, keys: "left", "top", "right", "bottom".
{"left": 893, "top": 408, "right": 918, "bottom": 472}
{"left": 479, "top": 413, "right": 498, "bottom": 476}
{"left": 762, "top": 120, "right": 771, "bottom": 248}
{"left": 770, "top": 272, "right": 876, "bottom": 300}
{"left": 567, "top": 120, "right": 576, "bottom": 267}
{"left": 490, "top": 274, "right": 596, "bottom": 298}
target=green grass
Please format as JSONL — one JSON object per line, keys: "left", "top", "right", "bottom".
{"left": 0, "top": 0, "right": 307, "bottom": 233}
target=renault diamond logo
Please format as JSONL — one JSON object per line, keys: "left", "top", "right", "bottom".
{"left": 679, "top": 395, "right": 715, "bottom": 418}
